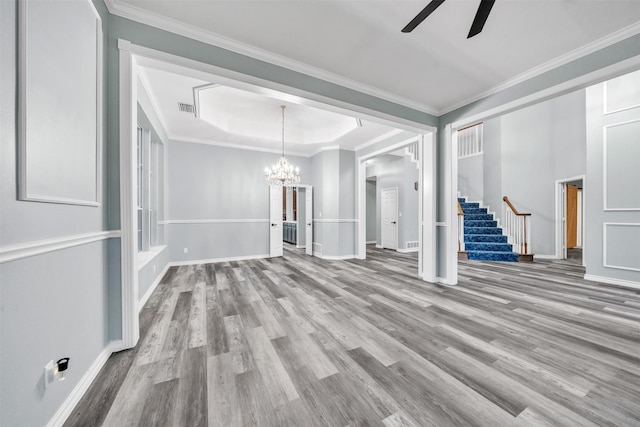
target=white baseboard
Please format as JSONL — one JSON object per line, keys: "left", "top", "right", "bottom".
{"left": 313, "top": 254, "right": 355, "bottom": 260}
{"left": 46, "top": 340, "right": 123, "bottom": 427}
{"left": 366, "top": 240, "right": 376, "bottom": 244}
{"left": 397, "top": 247, "right": 419, "bottom": 253}
{"left": 533, "top": 254, "right": 559, "bottom": 259}
{"left": 375, "top": 244, "right": 383, "bottom": 249}
{"left": 138, "top": 263, "right": 170, "bottom": 312}
{"left": 436, "top": 277, "right": 457, "bottom": 286}
{"left": 584, "top": 274, "right": 640, "bottom": 290}
{"left": 169, "top": 253, "right": 270, "bottom": 267}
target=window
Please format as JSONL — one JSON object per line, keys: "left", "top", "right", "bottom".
{"left": 136, "top": 126, "right": 143, "bottom": 252}
{"left": 457, "top": 123, "right": 483, "bottom": 158}
{"left": 136, "top": 124, "right": 165, "bottom": 256}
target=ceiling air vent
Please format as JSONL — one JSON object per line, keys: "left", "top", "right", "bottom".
{"left": 178, "top": 102, "right": 195, "bottom": 114}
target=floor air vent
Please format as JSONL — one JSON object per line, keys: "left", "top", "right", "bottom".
{"left": 312, "top": 242, "right": 322, "bottom": 255}
{"left": 406, "top": 241, "right": 419, "bottom": 249}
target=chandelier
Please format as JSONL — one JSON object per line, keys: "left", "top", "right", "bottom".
{"left": 265, "top": 105, "right": 301, "bottom": 186}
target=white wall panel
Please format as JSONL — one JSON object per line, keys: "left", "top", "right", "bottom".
{"left": 604, "top": 120, "right": 640, "bottom": 210}
{"left": 18, "top": 0, "right": 102, "bottom": 205}
{"left": 604, "top": 223, "right": 640, "bottom": 271}
{"left": 605, "top": 70, "right": 640, "bottom": 114}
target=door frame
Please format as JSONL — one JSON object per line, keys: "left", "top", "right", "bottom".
{"left": 280, "top": 184, "right": 312, "bottom": 255}
{"left": 355, "top": 133, "right": 437, "bottom": 283}
{"left": 555, "top": 175, "right": 586, "bottom": 264}
{"left": 446, "top": 57, "right": 640, "bottom": 285}
{"left": 380, "top": 187, "right": 399, "bottom": 250}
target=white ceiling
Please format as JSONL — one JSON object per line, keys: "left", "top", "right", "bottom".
{"left": 138, "top": 65, "right": 409, "bottom": 156}
{"left": 111, "top": 0, "right": 640, "bottom": 114}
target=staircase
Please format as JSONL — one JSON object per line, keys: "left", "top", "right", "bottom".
{"left": 458, "top": 198, "right": 519, "bottom": 262}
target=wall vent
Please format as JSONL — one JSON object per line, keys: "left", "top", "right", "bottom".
{"left": 406, "top": 241, "right": 419, "bottom": 249}
{"left": 178, "top": 102, "right": 195, "bottom": 114}
{"left": 312, "top": 242, "right": 322, "bottom": 255}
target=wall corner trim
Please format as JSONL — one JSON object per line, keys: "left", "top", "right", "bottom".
{"left": 0, "top": 230, "right": 121, "bottom": 264}
{"left": 45, "top": 340, "right": 123, "bottom": 427}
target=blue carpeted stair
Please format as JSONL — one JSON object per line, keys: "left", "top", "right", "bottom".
{"left": 459, "top": 198, "right": 518, "bottom": 262}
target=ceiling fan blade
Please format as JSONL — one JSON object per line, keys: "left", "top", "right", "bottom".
{"left": 401, "top": 0, "right": 446, "bottom": 33}
{"left": 467, "top": 0, "right": 495, "bottom": 38}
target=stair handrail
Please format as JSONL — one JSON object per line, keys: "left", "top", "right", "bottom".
{"left": 457, "top": 201, "right": 464, "bottom": 252}
{"left": 502, "top": 196, "right": 532, "bottom": 255}
{"left": 502, "top": 196, "right": 531, "bottom": 216}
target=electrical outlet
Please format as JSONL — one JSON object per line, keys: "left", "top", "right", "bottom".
{"left": 183, "top": 248, "right": 188, "bottom": 253}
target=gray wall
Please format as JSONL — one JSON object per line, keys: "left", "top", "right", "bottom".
{"left": 366, "top": 180, "right": 377, "bottom": 242}
{"left": 499, "top": 90, "right": 586, "bottom": 256}
{"left": 458, "top": 154, "right": 484, "bottom": 202}
{"left": 0, "top": 1, "right": 114, "bottom": 426}
{"left": 166, "top": 140, "right": 311, "bottom": 262}
{"left": 367, "top": 155, "right": 419, "bottom": 250}
{"left": 482, "top": 118, "right": 503, "bottom": 218}
{"left": 338, "top": 150, "right": 356, "bottom": 256}
{"left": 310, "top": 149, "right": 356, "bottom": 257}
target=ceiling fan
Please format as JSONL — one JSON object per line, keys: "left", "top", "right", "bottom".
{"left": 402, "top": 0, "right": 496, "bottom": 38}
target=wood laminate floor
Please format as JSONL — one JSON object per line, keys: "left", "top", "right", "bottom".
{"left": 65, "top": 246, "right": 640, "bottom": 427}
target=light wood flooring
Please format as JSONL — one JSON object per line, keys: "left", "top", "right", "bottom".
{"left": 65, "top": 246, "right": 640, "bottom": 426}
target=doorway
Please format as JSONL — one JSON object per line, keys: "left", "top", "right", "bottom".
{"left": 556, "top": 176, "right": 585, "bottom": 265}
{"left": 269, "top": 185, "right": 313, "bottom": 258}
{"left": 381, "top": 187, "right": 398, "bottom": 250}
{"left": 356, "top": 134, "right": 436, "bottom": 282}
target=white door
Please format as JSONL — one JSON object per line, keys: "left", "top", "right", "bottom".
{"left": 306, "top": 187, "right": 313, "bottom": 256}
{"left": 269, "top": 185, "right": 283, "bottom": 257}
{"left": 381, "top": 188, "right": 398, "bottom": 250}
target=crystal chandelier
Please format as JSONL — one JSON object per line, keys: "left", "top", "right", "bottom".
{"left": 265, "top": 105, "right": 301, "bottom": 186}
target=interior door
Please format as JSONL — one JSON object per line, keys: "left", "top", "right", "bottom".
{"left": 305, "top": 187, "right": 313, "bottom": 256}
{"left": 566, "top": 184, "right": 578, "bottom": 249}
{"left": 381, "top": 188, "right": 398, "bottom": 250}
{"left": 269, "top": 185, "right": 283, "bottom": 257}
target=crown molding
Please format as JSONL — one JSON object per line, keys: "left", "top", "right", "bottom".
{"left": 168, "top": 134, "right": 314, "bottom": 157}
{"left": 107, "top": 0, "right": 640, "bottom": 119}
{"left": 440, "top": 21, "right": 640, "bottom": 115}
{"left": 104, "top": 0, "right": 439, "bottom": 116}
{"left": 309, "top": 145, "right": 342, "bottom": 157}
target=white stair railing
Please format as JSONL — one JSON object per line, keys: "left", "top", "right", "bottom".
{"left": 502, "top": 196, "right": 532, "bottom": 255}
{"left": 404, "top": 141, "right": 419, "bottom": 166}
